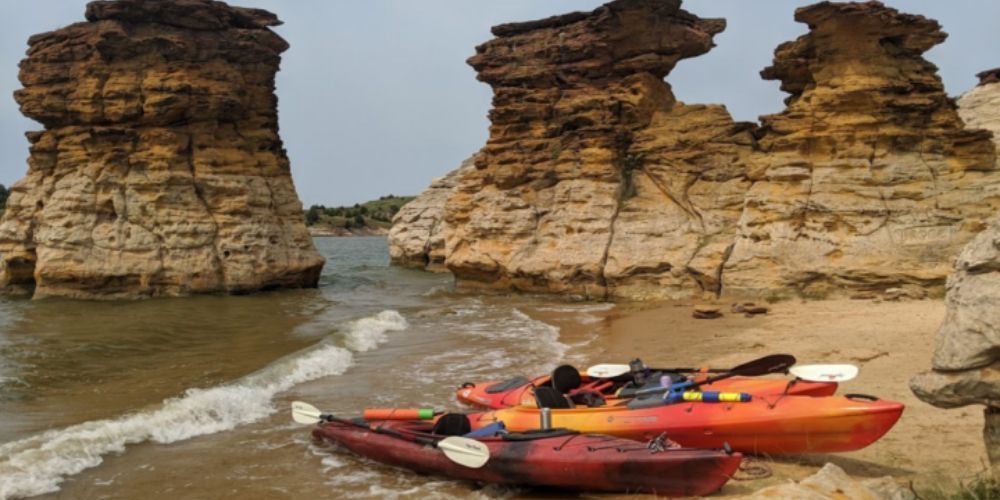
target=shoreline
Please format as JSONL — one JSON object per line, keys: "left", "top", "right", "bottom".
{"left": 523, "top": 298, "right": 987, "bottom": 496}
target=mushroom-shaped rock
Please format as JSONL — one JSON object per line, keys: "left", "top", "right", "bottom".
{"left": 443, "top": 0, "right": 757, "bottom": 300}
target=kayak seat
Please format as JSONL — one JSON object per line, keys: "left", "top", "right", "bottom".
{"left": 569, "top": 390, "right": 606, "bottom": 408}
{"left": 535, "top": 386, "right": 574, "bottom": 409}
{"left": 551, "top": 365, "right": 582, "bottom": 394}
{"left": 431, "top": 413, "right": 472, "bottom": 436}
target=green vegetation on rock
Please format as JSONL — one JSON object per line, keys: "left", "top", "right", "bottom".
{"left": 304, "top": 194, "right": 414, "bottom": 231}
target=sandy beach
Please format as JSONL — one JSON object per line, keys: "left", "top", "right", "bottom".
{"left": 529, "top": 298, "right": 986, "bottom": 496}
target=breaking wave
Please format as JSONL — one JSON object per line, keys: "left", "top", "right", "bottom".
{"left": 0, "top": 310, "right": 408, "bottom": 500}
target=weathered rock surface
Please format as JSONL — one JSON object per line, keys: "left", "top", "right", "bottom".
{"left": 388, "top": 156, "right": 475, "bottom": 271}
{"left": 910, "top": 216, "right": 1000, "bottom": 408}
{"left": 724, "top": 1, "right": 999, "bottom": 296}
{"left": 736, "top": 463, "right": 914, "bottom": 500}
{"left": 0, "top": 0, "right": 324, "bottom": 299}
{"left": 392, "top": 0, "right": 1000, "bottom": 300}
{"left": 958, "top": 70, "right": 1000, "bottom": 153}
{"left": 909, "top": 76, "right": 1000, "bottom": 455}
{"left": 442, "top": 0, "right": 755, "bottom": 299}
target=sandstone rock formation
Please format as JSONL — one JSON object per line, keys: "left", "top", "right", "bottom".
{"left": 958, "top": 69, "right": 1000, "bottom": 152}
{"left": 443, "top": 0, "right": 756, "bottom": 299}
{"left": 910, "top": 72, "right": 1000, "bottom": 467}
{"left": 736, "top": 463, "right": 913, "bottom": 500}
{"left": 724, "top": 2, "right": 1000, "bottom": 296}
{"left": 391, "top": 0, "right": 1000, "bottom": 300}
{"left": 0, "top": 0, "right": 324, "bottom": 299}
{"left": 388, "top": 156, "right": 475, "bottom": 271}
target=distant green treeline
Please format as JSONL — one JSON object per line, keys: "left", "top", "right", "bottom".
{"left": 304, "top": 195, "right": 414, "bottom": 229}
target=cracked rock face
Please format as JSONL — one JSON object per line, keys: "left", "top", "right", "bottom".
{"left": 0, "top": 0, "right": 324, "bottom": 299}
{"left": 394, "top": 0, "right": 1000, "bottom": 301}
{"left": 388, "top": 155, "right": 476, "bottom": 271}
{"left": 909, "top": 212, "right": 1000, "bottom": 463}
{"left": 442, "top": 0, "right": 754, "bottom": 299}
{"left": 723, "top": 1, "right": 1000, "bottom": 296}
{"left": 910, "top": 76, "right": 1000, "bottom": 416}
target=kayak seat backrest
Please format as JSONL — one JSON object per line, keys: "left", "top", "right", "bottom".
{"left": 431, "top": 413, "right": 472, "bottom": 436}
{"left": 550, "top": 365, "right": 582, "bottom": 394}
{"left": 534, "top": 386, "right": 574, "bottom": 409}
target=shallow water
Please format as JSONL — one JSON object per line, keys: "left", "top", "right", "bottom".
{"left": 0, "top": 237, "right": 607, "bottom": 499}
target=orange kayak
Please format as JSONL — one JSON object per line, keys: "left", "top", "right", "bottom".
{"left": 457, "top": 373, "right": 838, "bottom": 409}
{"left": 464, "top": 394, "right": 903, "bottom": 454}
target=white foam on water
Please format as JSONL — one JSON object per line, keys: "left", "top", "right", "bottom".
{"left": 411, "top": 306, "right": 568, "bottom": 387}
{"left": 0, "top": 310, "right": 408, "bottom": 500}
{"left": 342, "top": 310, "right": 408, "bottom": 351}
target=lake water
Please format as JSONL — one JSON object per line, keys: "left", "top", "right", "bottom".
{"left": 0, "top": 237, "right": 610, "bottom": 499}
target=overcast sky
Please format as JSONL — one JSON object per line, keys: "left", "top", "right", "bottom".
{"left": 0, "top": 1, "right": 997, "bottom": 206}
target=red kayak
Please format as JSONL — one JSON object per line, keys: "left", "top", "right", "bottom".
{"left": 312, "top": 417, "right": 742, "bottom": 496}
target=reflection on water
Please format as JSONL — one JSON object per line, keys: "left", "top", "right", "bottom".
{"left": 0, "top": 237, "right": 609, "bottom": 499}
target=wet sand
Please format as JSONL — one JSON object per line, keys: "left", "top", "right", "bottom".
{"left": 532, "top": 298, "right": 987, "bottom": 496}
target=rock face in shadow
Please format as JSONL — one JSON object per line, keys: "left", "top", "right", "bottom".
{"left": 388, "top": 155, "right": 476, "bottom": 271}
{"left": 0, "top": 0, "right": 324, "bottom": 299}
{"left": 723, "top": 1, "right": 999, "bottom": 296}
{"left": 442, "top": 0, "right": 756, "bottom": 299}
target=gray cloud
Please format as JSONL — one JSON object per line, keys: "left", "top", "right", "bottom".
{"left": 0, "top": 1, "right": 996, "bottom": 206}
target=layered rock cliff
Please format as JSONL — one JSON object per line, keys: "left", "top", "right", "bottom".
{"left": 724, "top": 2, "right": 999, "bottom": 296}
{"left": 392, "top": 0, "right": 1000, "bottom": 300}
{"left": 0, "top": 0, "right": 324, "bottom": 299}
{"left": 443, "top": 0, "right": 755, "bottom": 299}
{"left": 388, "top": 156, "right": 475, "bottom": 271}
{"left": 911, "top": 73, "right": 1000, "bottom": 466}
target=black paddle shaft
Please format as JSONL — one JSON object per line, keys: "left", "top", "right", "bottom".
{"left": 692, "top": 354, "right": 796, "bottom": 388}
{"left": 634, "top": 354, "right": 796, "bottom": 397}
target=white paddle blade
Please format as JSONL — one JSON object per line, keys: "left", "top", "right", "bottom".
{"left": 789, "top": 364, "right": 858, "bottom": 382}
{"left": 586, "top": 364, "right": 631, "bottom": 378}
{"left": 438, "top": 437, "right": 490, "bottom": 468}
{"left": 291, "top": 401, "right": 323, "bottom": 424}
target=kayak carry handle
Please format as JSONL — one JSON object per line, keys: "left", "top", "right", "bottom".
{"left": 845, "top": 393, "right": 880, "bottom": 402}
{"left": 363, "top": 408, "right": 436, "bottom": 420}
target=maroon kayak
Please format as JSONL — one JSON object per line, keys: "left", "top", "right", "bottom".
{"left": 312, "top": 419, "right": 741, "bottom": 496}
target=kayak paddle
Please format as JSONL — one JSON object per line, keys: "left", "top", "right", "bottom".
{"left": 634, "top": 354, "right": 796, "bottom": 401}
{"left": 291, "top": 401, "right": 490, "bottom": 468}
{"left": 590, "top": 360, "right": 854, "bottom": 383}
{"left": 588, "top": 363, "right": 723, "bottom": 378}
{"left": 789, "top": 364, "right": 858, "bottom": 382}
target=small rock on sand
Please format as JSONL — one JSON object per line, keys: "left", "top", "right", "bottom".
{"left": 693, "top": 305, "right": 722, "bottom": 319}
{"left": 736, "top": 463, "right": 914, "bottom": 499}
